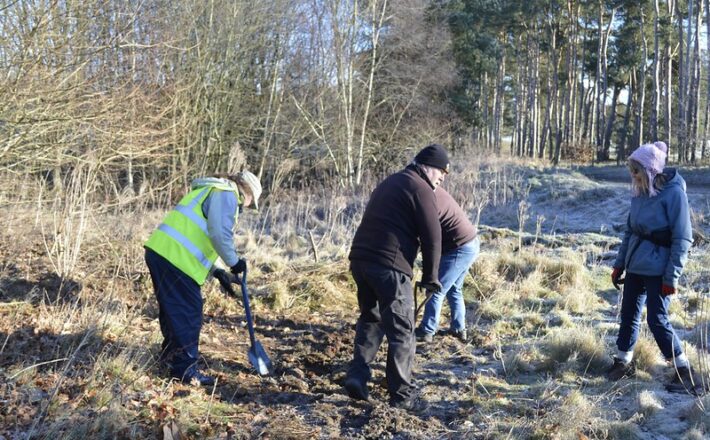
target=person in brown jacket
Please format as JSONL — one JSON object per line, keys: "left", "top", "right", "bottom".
{"left": 415, "top": 187, "right": 479, "bottom": 343}
{"left": 344, "top": 144, "right": 449, "bottom": 411}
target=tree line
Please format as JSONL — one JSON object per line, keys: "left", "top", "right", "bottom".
{"left": 450, "top": 0, "right": 710, "bottom": 165}
{"left": 0, "top": 0, "right": 708, "bottom": 201}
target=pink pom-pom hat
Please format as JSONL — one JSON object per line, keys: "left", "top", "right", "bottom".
{"left": 628, "top": 141, "right": 668, "bottom": 197}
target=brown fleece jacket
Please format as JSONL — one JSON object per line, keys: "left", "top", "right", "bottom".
{"left": 349, "top": 165, "right": 441, "bottom": 284}
{"left": 436, "top": 187, "right": 477, "bottom": 252}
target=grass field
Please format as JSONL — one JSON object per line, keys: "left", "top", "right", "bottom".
{"left": 1, "top": 158, "right": 709, "bottom": 439}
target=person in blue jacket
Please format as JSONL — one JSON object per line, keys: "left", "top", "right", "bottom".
{"left": 144, "top": 171, "right": 262, "bottom": 385}
{"left": 607, "top": 141, "right": 700, "bottom": 394}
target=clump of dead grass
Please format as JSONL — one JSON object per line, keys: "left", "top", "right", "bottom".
{"left": 669, "top": 296, "right": 694, "bottom": 328}
{"left": 592, "top": 420, "right": 643, "bottom": 439}
{"left": 638, "top": 390, "right": 663, "bottom": 417}
{"left": 467, "top": 250, "right": 502, "bottom": 301}
{"left": 527, "top": 389, "right": 598, "bottom": 440}
{"left": 495, "top": 248, "right": 586, "bottom": 292}
{"left": 43, "top": 404, "right": 132, "bottom": 440}
{"left": 631, "top": 335, "right": 662, "bottom": 374}
{"left": 478, "top": 247, "right": 596, "bottom": 318}
{"left": 540, "top": 326, "right": 608, "bottom": 374}
{"left": 501, "top": 346, "right": 539, "bottom": 378}
{"left": 682, "top": 395, "right": 710, "bottom": 432}
{"left": 262, "top": 261, "right": 357, "bottom": 313}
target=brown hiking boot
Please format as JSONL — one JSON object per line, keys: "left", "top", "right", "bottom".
{"left": 666, "top": 366, "right": 704, "bottom": 396}
{"left": 605, "top": 358, "right": 635, "bottom": 381}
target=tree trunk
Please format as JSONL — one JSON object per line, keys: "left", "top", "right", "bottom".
{"left": 636, "top": 6, "right": 647, "bottom": 147}
{"left": 595, "top": 0, "right": 603, "bottom": 152}
{"left": 689, "top": 0, "right": 702, "bottom": 163}
{"left": 665, "top": 0, "right": 676, "bottom": 148}
{"left": 495, "top": 51, "right": 506, "bottom": 153}
{"left": 603, "top": 83, "right": 621, "bottom": 160}
{"left": 677, "top": 0, "right": 688, "bottom": 162}
{"left": 651, "top": 0, "right": 660, "bottom": 141}
{"left": 618, "top": 70, "right": 635, "bottom": 162}
{"left": 576, "top": 21, "right": 589, "bottom": 144}
{"left": 355, "top": 0, "right": 387, "bottom": 186}
{"left": 704, "top": 0, "right": 710, "bottom": 160}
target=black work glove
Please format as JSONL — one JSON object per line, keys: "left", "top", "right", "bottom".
{"left": 419, "top": 281, "right": 442, "bottom": 294}
{"left": 213, "top": 268, "right": 232, "bottom": 287}
{"left": 213, "top": 268, "right": 241, "bottom": 301}
{"left": 230, "top": 258, "right": 247, "bottom": 277}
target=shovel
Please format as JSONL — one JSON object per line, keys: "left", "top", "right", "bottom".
{"left": 216, "top": 267, "right": 272, "bottom": 376}
{"left": 414, "top": 281, "right": 436, "bottom": 322}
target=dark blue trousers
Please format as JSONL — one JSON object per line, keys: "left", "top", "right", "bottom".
{"left": 616, "top": 272, "right": 683, "bottom": 359}
{"left": 145, "top": 248, "right": 203, "bottom": 378}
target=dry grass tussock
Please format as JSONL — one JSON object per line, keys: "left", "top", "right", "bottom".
{"left": 632, "top": 335, "right": 664, "bottom": 375}
{"left": 473, "top": 246, "right": 597, "bottom": 321}
{"left": 683, "top": 395, "right": 710, "bottom": 432}
{"left": 541, "top": 326, "right": 608, "bottom": 374}
{"left": 529, "top": 390, "right": 596, "bottom": 439}
{"left": 591, "top": 420, "right": 643, "bottom": 439}
{"left": 638, "top": 390, "right": 664, "bottom": 417}
{"left": 259, "top": 260, "right": 357, "bottom": 312}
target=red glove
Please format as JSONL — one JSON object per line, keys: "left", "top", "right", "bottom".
{"left": 661, "top": 284, "right": 676, "bottom": 296}
{"left": 611, "top": 268, "right": 624, "bottom": 290}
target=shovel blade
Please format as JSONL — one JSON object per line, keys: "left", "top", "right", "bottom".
{"left": 248, "top": 341, "right": 272, "bottom": 376}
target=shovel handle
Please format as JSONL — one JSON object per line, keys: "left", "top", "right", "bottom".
{"left": 414, "top": 282, "right": 434, "bottom": 319}
{"left": 239, "top": 267, "right": 258, "bottom": 348}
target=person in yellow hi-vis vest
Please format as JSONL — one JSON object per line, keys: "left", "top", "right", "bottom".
{"left": 144, "top": 171, "right": 262, "bottom": 385}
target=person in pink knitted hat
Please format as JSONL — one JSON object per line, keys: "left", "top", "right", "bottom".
{"left": 607, "top": 141, "right": 700, "bottom": 395}
{"left": 628, "top": 141, "right": 668, "bottom": 197}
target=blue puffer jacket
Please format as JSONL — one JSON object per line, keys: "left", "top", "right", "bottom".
{"left": 613, "top": 168, "right": 692, "bottom": 287}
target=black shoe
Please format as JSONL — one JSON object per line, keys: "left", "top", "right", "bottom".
{"left": 605, "top": 358, "right": 635, "bottom": 381}
{"left": 344, "top": 377, "right": 369, "bottom": 401}
{"left": 449, "top": 328, "right": 467, "bottom": 342}
{"left": 415, "top": 328, "right": 433, "bottom": 343}
{"left": 177, "top": 369, "right": 216, "bottom": 386}
{"left": 666, "top": 366, "right": 704, "bottom": 396}
{"left": 390, "top": 396, "right": 429, "bottom": 413}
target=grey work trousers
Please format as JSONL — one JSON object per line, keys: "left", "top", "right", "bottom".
{"left": 347, "top": 260, "right": 415, "bottom": 404}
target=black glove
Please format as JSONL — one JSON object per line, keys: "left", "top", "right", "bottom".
{"left": 213, "top": 268, "right": 232, "bottom": 287}
{"left": 230, "top": 258, "right": 247, "bottom": 277}
{"left": 419, "top": 281, "right": 442, "bottom": 294}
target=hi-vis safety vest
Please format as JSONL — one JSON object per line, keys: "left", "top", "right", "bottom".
{"left": 145, "top": 181, "right": 239, "bottom": 286}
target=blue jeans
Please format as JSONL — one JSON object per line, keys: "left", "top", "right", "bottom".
{"left": 616, "top": 272, "right": 683, "bottom": 359}
{"left": 418, "top": 237, "right": 480, "bottom": 335}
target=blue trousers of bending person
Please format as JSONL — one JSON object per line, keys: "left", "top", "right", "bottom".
{"left": 145, "top": 248, "right": 203, "bottom": 380}
{"left": 418, "top": 237, "right": 480, "bottom": 336}
{"left": 617, "top": 272, "right": 684, "bottom": 359}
